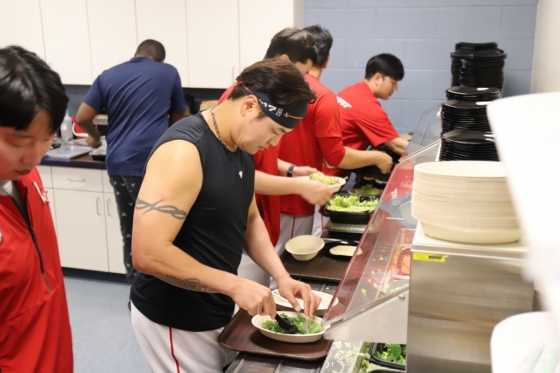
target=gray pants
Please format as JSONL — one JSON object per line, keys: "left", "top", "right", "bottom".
{"left": 110, "top": 175, "right": 142, "bottom": 285}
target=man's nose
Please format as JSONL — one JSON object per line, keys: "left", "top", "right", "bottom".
{"left": 22, "top": 145, "right": 44, "bottom": 166}
{"left": 269, "top": 135, "right": 282, "bottom": 147}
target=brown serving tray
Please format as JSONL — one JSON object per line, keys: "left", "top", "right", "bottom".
{"left": 280, "top": 244, "right": 351, "bottom": 282}
{"left": 218, "top": 309, "right": 332, "bottom": 361}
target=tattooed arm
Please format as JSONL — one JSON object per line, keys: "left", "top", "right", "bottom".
{"left": 130, "top": 137, "right": 275, "bottom": 316}
{"left": 154, "top": 276, "right": 218, "bottom": 293}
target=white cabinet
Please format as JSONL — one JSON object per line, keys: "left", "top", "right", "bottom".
{"left": 185, "top": 0, "right": 240, "bottom": 88}
{"left": 135, "top": 0, "right": 189, "bottom": 87}
{"left": 87, "top": 0, "right": 137, "bottom": 79}
{"left": 0, "top": 0, "right": 46, "bottom": 60}
{"left": 2, "top": 0, "right": 303, "bottom": 87}
{"left": 39, "top": 0, "right": 93, "bottom": 84}
{"left": 238, "top": 0, "right": 304, "bottom": 70}
{"left": 54, "top": 188, "right": 109, "bottom": 272}
{"left": 102, "top": 173, "right": 126, "bottom": 274}
{"left": 45, "top": 166, "right": 126, "bottom": 274}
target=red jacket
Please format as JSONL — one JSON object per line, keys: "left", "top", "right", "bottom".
{"left": 0, "top": 168, "right": 73, "bottom": 373}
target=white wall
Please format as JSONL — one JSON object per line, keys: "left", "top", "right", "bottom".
{"left": 530, "top": 0, "right": 560, "bottom": 93}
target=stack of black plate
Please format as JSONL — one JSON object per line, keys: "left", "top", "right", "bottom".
{"left": 439, "top": 129, "right": 499, "bottom": 161}
{"left": 446, "top": 86, "right": 501, "bottom": 101}
{"left": 440, "top": 100, "right": 491, "bottom": 133}
{"left": 451, "top": 42, "right": 507, "bottom": 92}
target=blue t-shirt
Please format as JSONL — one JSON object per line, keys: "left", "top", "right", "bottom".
{"left": 83, "top": 56, "right": 186, "bottom": 176}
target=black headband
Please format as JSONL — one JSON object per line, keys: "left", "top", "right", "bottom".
{"left": 242, "top": 85, "right": 308, "bottom": 129}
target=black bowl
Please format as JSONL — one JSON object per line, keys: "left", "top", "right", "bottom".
{"left": 324, "top": 193, "right": 378, "bottom": 225}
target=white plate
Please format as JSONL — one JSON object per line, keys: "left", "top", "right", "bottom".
{"left": 329, "top": 245, "right": 362, "bottom": 257}
{"left": 272, "top": 290, "right": 338, "bottom": 317}
{"left": 251, "top": 311, "right": 327, "bottom": 343}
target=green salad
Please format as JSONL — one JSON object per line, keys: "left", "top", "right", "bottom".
{"left": 375, "top": 343, "right": 406, "bottom": 364}
{"left": 327, "top": 195, "right": 378, "bottom": 213}
{"left": 309, "top": 172, "right": 339, "bottom": 185}
{"left": 262, "top": 314, "right": 324, "bottom": 334}
{"left": 352, "top": 184, "right": 382, "bottom": 195}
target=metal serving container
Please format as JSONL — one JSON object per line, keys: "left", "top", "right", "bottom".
{"left": 406, "top": 225, "right": 533, "bottom": 373}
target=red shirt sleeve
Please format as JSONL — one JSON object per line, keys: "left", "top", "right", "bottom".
{"left": 312, "top": 85, "right": 346, "bottom": 167}
{"left": 359, "top": 99, "right": 399, "bottom": 147}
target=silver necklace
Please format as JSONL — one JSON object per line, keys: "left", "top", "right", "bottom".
{"left": 210, "top": 105, "right": 227, "bottom": 148}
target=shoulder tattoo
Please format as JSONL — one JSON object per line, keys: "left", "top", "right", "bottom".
{"left": 135, "top": 198, "right": 187, "bottom": 220}
{"left": 155, "top": 275, "right": 218, "bottom": 293}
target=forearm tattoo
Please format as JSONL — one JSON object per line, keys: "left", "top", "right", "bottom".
{"left": 155, "top": 275, "right": 218, "bottom": 293}
{"left": 135, "top": 198, "right": 187, "bottom": 220}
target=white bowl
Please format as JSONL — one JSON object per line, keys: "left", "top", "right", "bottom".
{"left": 329, "top": 177, "right": 346, "bottom": 193}
{"left": 285, "top": 235, "right": 325, "bottom": 261}
{"left": 299, "top": 175, "right": 346, "bottom": 193}
{"left": 420, "top": 221, "right": 521, "bottom": 244}
{"left": 272, "top": 290, "right": 339, "bottom": 317}
{"left": 251, "top": 311, "right": 327, "bottom": 343}
{"left": 415, "top": 161, "right": 507, "bottom": 179}
{"left": 412, "top": 161, "right": 520, "bottom": 245}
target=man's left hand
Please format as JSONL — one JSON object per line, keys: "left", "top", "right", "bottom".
{"left": 276, "top": 276, "right": 321, "bottom": 318}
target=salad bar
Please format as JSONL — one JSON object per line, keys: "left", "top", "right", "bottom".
{"left": 223, "top": 107, "right": 534, "bottom": 372}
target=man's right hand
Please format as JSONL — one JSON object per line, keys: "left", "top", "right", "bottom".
{"left": 374, "top": 151, "right": 393, "bottom": 174}
{"left": 86, "top": 135, "right": 102, "bottom": 148}
{"left": 299, "top": 180, "right": 334, "bottom": 205}
{"left": 229, "top": 278, "right": 277, "bottom": 317}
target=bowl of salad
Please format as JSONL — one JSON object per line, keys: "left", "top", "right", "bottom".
{"left": 305, "top": 173, "right": 346, "bottom": 193}
{"left": 252, "top": 311, "right": 327, "bottom": 343}
{"left": 348, "top": 184, "right": 383, "bottom": 196}
{"left": 325, "top": 193, "right": 379, "bottom": 225}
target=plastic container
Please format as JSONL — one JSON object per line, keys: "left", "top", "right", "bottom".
{"left": 59, "top": 110, "right": 73, "bottom": 141}
{"left": 324, "top": 193, "right": 378, "bottom": 225}
{"left": 367, "top": 343, "right": 406, "bottom": 371}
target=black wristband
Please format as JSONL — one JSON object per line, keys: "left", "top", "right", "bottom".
{"left": 287, "top": 164, "right": 296, "bottom": 177}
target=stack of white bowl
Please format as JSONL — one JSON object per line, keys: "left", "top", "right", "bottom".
{"left": 411, "top": 161, "right": 520, "bottom": 244}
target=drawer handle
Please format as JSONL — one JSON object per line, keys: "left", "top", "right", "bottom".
{"left": 106, "top": 198, "right": 112, "bottom": 216}
{"left": 96, "top": 197, "right": 101, "bottom": 215}
{"left": 68, "top": 177, "right": 85, "bottom": 182}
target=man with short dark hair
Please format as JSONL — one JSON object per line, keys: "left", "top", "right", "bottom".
{"left": 218, "top": 27, "right": 333, "bottom": 287}
{"left": 0, "top": 45, "right": 73, "bottom": 373}
{"left": 336, "top": 53, "right": 409, "bottom": 160}
{"left": 76, "top": 39, "right": 187, "bottom": 285}
{"left": 277, "top": 25, "right": 393, "bottom": 245}
{"left": 130, "top": 58, "right": 321, "bottom": 373}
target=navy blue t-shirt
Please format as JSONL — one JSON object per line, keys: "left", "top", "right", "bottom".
{"left": 83, "top": 56, "right": 186, "bottom": 176}
{"left": 131, "top": 114, "right": 256, "bottom": 332}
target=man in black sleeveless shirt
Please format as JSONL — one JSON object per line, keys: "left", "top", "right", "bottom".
{"left": 130, "top": 59, "right": 321, "bottom": 373}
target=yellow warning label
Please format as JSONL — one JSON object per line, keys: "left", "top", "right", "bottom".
{"left": 413, "top": 253, "right": 448, "bottom": 263}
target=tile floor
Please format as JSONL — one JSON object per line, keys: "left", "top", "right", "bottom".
{"left": 64, "top": 275, "right": 149, "bottom": 372}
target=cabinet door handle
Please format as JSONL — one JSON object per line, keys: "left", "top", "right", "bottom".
{"left": 232, "top": 66, "right": 235, "bottom": 82}
{"left": 106, "top": 198, "right": 112, "bottom": 216}
{"left": 96, "top": 197, "right": 101, "bottom": 215}
{"left": 68, "top": 177, "right": 85, "bottom": 182}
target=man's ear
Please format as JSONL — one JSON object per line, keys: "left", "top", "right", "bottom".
{"left": 277, "top": 54, "right": 291, "bottom": 62}
{"left": 373, "top": 72, "right": 384, "bottom": 84}
{"left": 323, "top": 56, "right": 330, "bottom": 69}
{"left": 240, "top": 95, "right": 259, "bottom": 116}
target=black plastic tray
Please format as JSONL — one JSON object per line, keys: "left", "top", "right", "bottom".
{"left": 367, "top": 343, "right": 406, "bottom": 371}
